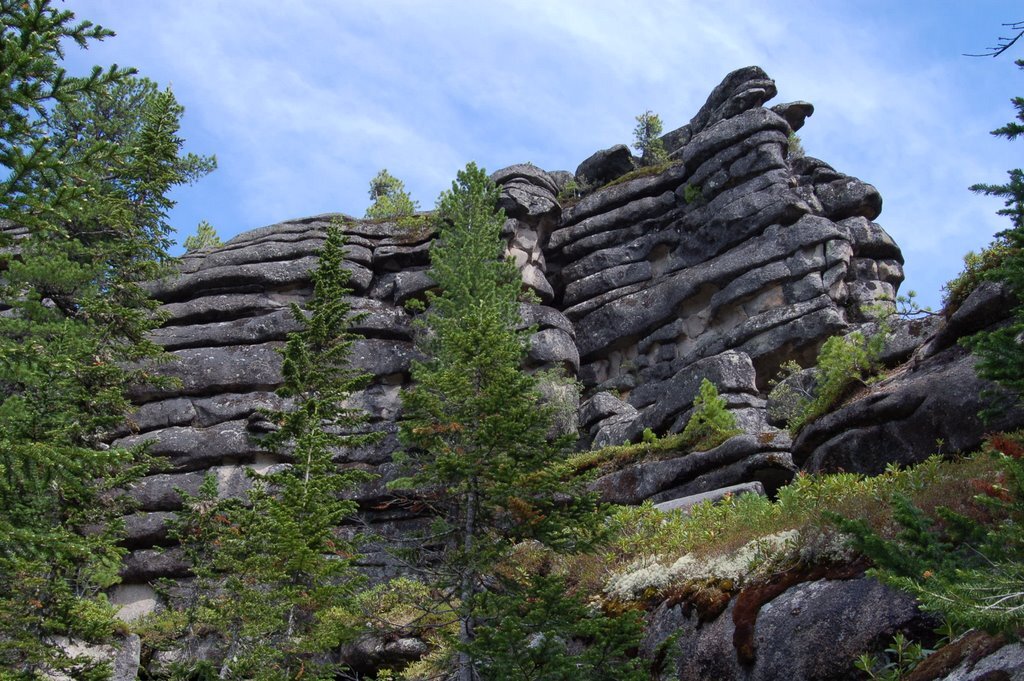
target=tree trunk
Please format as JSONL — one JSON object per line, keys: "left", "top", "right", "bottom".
{"left": 458, "top": 487, "right": 477, "bottom": 681}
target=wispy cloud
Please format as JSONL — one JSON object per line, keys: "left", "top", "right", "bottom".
{"left": 62, "top": 0, "right": 1024, "bottom": 308}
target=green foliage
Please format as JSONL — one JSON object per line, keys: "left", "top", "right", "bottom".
{"left": 0, "top": 3, "right": 212, "bottom": 676}
{"left": 854, "top": 632, "right": 933, "bottom": 681}
{"left": 556, "top": 177, "right": 582, "bottom": 202}
{"left": 601, "top": 453, "right": 996, "bottom": 594}
{"left": 962, "top": 59, "right": 1024, "bottom": 406}
{"left": 787, "top": 132, "right": 805, "bottom": 159}
{"left": 942, "top": 239, "right": 1017, "bottom": 310}
{"left": 787, "top": 328, "right": 887, "bottom": 434}
{"left": 832, "top": 433, "right": 1024, "bottom": 637}
{"left": 601, "top": 161, "right": 677, "bottom": 190}
{"left": 632, "top": 110, "right": 667, "bottom": 166}
{"left": 168, "top": 223, "right": 376, "bottom": 679}
{"left": 365, "top": 168, "right": 420, "bottom": 220}
{"left": 682, "top": 183, "right": 702, "bottom": 205}
{"left": 568, "top": 432, "right": 693, "bottom": 476}
{"left": 681, "top": 379, "right": 740, "bottom": 451}
{"left": 395, "top": 162, "right": 624, "bottom": 680}
{"left": 182, "top": 220, "right": 223, "bottom": 251}
{"left": 465, "top": 575, "right": 645, "bottom": 681}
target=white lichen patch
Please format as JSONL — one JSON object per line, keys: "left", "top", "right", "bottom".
{"left": 605, "top": 529, "right": 803, "bottom": 601}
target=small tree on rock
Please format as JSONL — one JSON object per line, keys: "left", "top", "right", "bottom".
{"left": 172, "top": 222, "right": 377, "bottom": 679}
{"left": 183, "top": 220, "right": 223, "bottom": 251}
{"left": 632, "top": 110, "right": 668, "bottom": 166}
{"left": 681, "top": 378, "right": 740, "bottom": 451}
{"left": 366, "top": 168, "right": 419, "bottom": 220}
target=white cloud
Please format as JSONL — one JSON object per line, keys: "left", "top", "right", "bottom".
{"left": 60, "top": 0, "right": 1024, "bottom": 305}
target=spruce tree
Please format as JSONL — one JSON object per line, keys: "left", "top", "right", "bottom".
{"left": 395, "top": 163, "right": 641, "bottom": 681}
{"left": 0, "top": 3, "right": 213, "bottom": 677}
{"left": 172, "top": 222, "right": 377, "bottom": 679}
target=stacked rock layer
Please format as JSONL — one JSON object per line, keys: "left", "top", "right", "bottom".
{"left": 110, "top": 66, "right": 912, "bottom": 614}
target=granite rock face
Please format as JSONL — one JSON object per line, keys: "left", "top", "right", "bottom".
{"left": 103, "top": 66, "right": 1024, "bottom": 680}
{"left": 113, "top": 66, "right": 909, "bottom": 600}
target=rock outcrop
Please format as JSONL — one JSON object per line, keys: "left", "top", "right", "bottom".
{"left": 97, "top": 66, "right": 1024, "bottom": 680}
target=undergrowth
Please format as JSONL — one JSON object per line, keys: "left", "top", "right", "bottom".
{"left": 568, "top": 432, "right": 692, "bottom": 476}
{"left": 570, "top": 453, "right": 1001, "bottom": 604}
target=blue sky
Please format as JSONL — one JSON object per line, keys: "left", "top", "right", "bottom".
{"left": 61, "top": 0, "right": 1023, "bottom": 311}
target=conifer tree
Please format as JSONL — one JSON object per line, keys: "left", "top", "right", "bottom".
{"left": 963, "top": 59, "right": 1024, "bottom": 402}
{"left": 0, "top": 3, "right": 212, "bottom": 676}
{"left": 365, "top": 168, "right": 419, "bottom": 220}
{"left": 632, "top": 110, "right": 667, "bottom": 166}
{"left": 173, "top": 222, "right": 376, "bottom": 679}
{"left": 681, "top": 378, "right": 740, "bottom": 451}
{"left": 395, "top": 163, "right": 641, "bottom": 681}
{"left": 183, "top": 220, "right": 224, "bottom": 251}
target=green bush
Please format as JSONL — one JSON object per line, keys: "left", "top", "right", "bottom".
{"left": 682, "top": 183, "right": 702, "bottom": 205}
{"left": 787, "top": 132, "right": 805, "bottom": 159}
{"left": 942, "top": 238, "right": 1017, "bottom": 311}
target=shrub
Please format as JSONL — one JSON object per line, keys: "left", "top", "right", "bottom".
{"left": 787, "top": 328, "right": 887, "bottom": 434}
{"left": 681, "top": 379, "right": 740, "bottom": 451}
{"left": 942, "top": 238, "right": 1017, "bottom": 311}
{"left": 682, "top": 183, "right": 702, "bottom": 205}
{"left": 556, "top": 177, "right": 582, "bottom": 202}
{"left": 787, "top": 132, "right": 805, "bottom": 159}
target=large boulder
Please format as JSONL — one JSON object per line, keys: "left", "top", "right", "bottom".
{"left": 793, "top": 343, "right": 1024, "bottom": 474}
{"left": 575, "top": 144, "right": 635, "bottom": 187}
{"left": 644, "top": 576, "right": 933, "bottom": 681}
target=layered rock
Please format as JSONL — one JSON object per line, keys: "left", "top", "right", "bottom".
{"left": 111, "top": 181, "right": 580, "bottom": 613}
{"left": 86, "top": 65, "right": 1024, "bottom": 680}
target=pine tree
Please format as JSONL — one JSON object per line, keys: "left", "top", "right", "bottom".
{"left": 183, "top": 220, "right": 223, "bottom": 251}
{"left": 365, "top": 168, "right": 419, "bottom": 220}
{"left": 172, "top": 222, "right": 378, "bottom": 679}
{"left": 0, "top": 3, "right": 213, "bottom": 677}
{"left": 632, "top": 110, "right": 667, "bottom": 166}
{"left": 395, "top": 163, "right": 640, "bottom": 681}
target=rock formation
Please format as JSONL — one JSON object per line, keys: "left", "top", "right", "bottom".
{"left": 97, "top": 66, "right": 1023, "bottom": 679}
